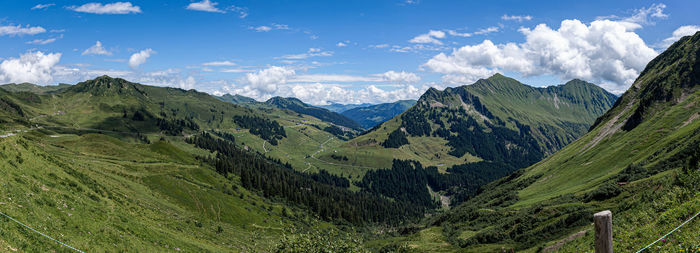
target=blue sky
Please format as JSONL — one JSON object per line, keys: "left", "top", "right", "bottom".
{"left": 0, "top": 0, "right": 698, "bottom": 104}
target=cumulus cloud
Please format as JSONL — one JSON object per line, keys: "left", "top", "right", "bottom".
{"left": 659, "top": 25, "right": 700, "bottom": 48}
{"left": 186, "top": 0, "right": 224, "bottom": 13}
{"left": 224, "top": 66, "right": 427, "bottom": 104}
{"left": 32, "top": 4, "right": 55, "bottom": 10}
{"left": 178, "top": 76, "right": 196, "bottom": 89}
{"left": 278, "top": 48, "right": 333, "bottom": 60}
{"left": 129, "top": 49, "right": 155, "bottom": 68}
{"left": 409, "top": 30, "right": 446, "bottom": 45}
{"left": 0, "top": 24, "right": 46, "bottom": 36}
{"left": 243, "top": 66, "right": 295, "bottom": 94}
{"left": 381, "top": 71, "right": 420, "bottom": 83}
{"left": 502, "top": 14, "right": 532, "bottom": 22}
{"left": 336, "top": 41, "right": 348, "bottom": 47}
{"left": 424, "top": 19, "right": 658, "bottom": 93}
{"left": 82, "top": 41, "right": 112, "bottom": 56}
{"left": 0, "top": 51, "right": 61, "bottom": 84}
{"left": 68, "top": 2, "right": 141, "bottom": 14}
{"left": 231, "top": 82, "right": 427, "bottom": 105}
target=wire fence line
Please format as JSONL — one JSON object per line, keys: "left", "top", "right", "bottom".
{"left": 635, "top": 211, "right": 699, "bottom": 253}
{"left": 0, "top": 210, "right": 85, "bottom": 253}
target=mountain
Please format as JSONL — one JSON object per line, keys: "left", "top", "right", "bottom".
{"left": 341, "top": 100, "right": 416, "bottom": 129}
{"left": 372, "top": 31, "right": 700, "bottom": 252}
{"left": 265, "top": 96, "right": 363, "bottom": 130}
{"left": 318, "top": 102, "right": 374, "bottom": 113}
{"left": 327, "top": 74, "right": 617, "bottom": 172}
{"left": 216, "top": 93, "right": 258, "bottom": 104}
{"left": 0, "top": 82, "right": 71, "bottom": 94}
{"left": 0, "top": 75, "right": 420, "bottom": 251}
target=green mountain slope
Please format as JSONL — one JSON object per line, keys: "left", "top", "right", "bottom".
{"left": 328, "top": 75, "right": 617, "bottom": 171}
{"left": 266, "top": 96, "right": 363, "bottom": 130}
{"left": 380, "top": 31, "right": 700, "bottom": 252}
{"left": 0, "top": 83, "right": 71, "bottom": 94}
{"left": 216, "top": 93, "right": 259, "bottom": 104}
{"left": 0, "top": 76, "right": 421, "bottom": 251}
{"left": 342, "top": 100, "right": 416, "bottom": 129}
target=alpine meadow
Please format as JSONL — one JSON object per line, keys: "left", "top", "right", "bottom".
{"left": 0, "top": 1, "right": 698, "bottom": 252}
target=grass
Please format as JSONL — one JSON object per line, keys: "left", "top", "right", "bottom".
{"left": 0, "top": 128, "right": 327, "bottom": 252}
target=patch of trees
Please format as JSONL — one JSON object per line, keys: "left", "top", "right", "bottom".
{"left": 0, "top": 97, "right": 25, "bottom": 117}
{"left": 233, "top": 115, "right": 286, "bottom": 145}
{"left": 186, "top": 133, "right": 422, "bottom": 224}
{"left": 358, "top": 159, "right": 523, "bottom": 208}
{"left": 446, "top": 117, "right": 543, "bottom": 169}
{"left": 400, "top": 108, "right": 431, "bottom": 136}
{"left": 358, "top": 160, "right": 438, "bottom": 209}
{"left": 156, "top": 117, "right": 200, "bottom": 136}
{"left": 308, "top": 169, "right": 350, "bottom": 188}
{"left": 381, "top": 129, "right": 409, "bottom": 148}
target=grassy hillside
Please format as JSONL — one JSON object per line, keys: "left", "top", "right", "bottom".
{"left": 373, "top": 31, "right": 700, "bottom": 252}
{"left": 0, "top": 83, "right": 71, "bottom": 94}
{"left": 342, "top": 100, "right": 416, "bottom": 129}
{"left": 0, "top": 129, "right": 318, "bottom": 252}
{"left": 216, "top": 93, "right": 259, "bottom": 104}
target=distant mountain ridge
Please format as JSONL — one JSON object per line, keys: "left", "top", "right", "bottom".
{"left": 265, "top": 96, "right": 363, "bottom": 130}
{"left": 341, "top": 100, "right": 416, "bottom": 129}
{"left": 318, "top": 103, "right": 374, "bottom": 113}
{"left": 0, "top": 82, "right": 71, "bottom": 94}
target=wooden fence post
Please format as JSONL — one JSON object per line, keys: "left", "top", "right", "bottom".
{"left": 594, "top": 210, "right": 613, "bottom": 253}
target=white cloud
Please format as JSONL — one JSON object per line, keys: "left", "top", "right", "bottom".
{"left": 243, "top": 66, "right": 295, "bottom": 94}
{"left": 0, "top": 51, "right": 61, "bottom": 84}
{"left": 502, "top": 14, "right": 532, "bottom": 22}
{"left": 32, "top": 4, "right": 55, "bottom": 10}
{"left": 424, "top": 19, "right": 658, "bottom": 93}
{"left": 129, "top": 49, "right": 155, "bottom": 68}
{"left": 203, "top": 60, "right": 236, "bottom": 66}
{"left": 26, "top": 37, "right": 58, "bottom": 45}
{"left": 68, "top": 2, "right": 141, "bottom": 14}
{"left": 381, "top": 71, "right": 421, "bottom": 83}
{"left": 229, "top": 5, "right": 248, "bottom": 18}
{"left": 621, "top": 3, "right": 667, "bottom": 25}
{"left": 178, "top": 76, "right": 196, "bottom": 89}
{"left": 278, "top": 48, "right": 333, "bottom": 59}
{"left": 225, "top": 66, "right": 428, "bottom": 104}
{"left": 82, "top": 41, "right": 112, "bottom": 56}
{"left": 336, "top": 42, "right": 348, "bottom": 47}
{"left": 252, "top": 24, "right": 289, "bottom": 32}
{"left": 290, "top": 74, "right": 381, "bottom": 83}
{"left": 370, "top": 44, "right": 390, "bottom": 48}
{"left": 447, "top": 30, "right": 471, "bottom": 37}
{"left": 474, "top": 26, "right": 499, "bottom": 35}
{"left": 186, "top": 0, "right": 224, "bottom": 13}
{"left": 659, "top": 25, "right": 700, "bottom": 48}
{"left": 409, "top": 30, "right": 446, "bottom": 45}
{"left": 0, "top": 24, "right": 46, "bottom": 36}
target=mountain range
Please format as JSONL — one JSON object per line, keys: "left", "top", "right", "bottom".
{"left": 1, "top": 31, "right": 698, "bottom": 252}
